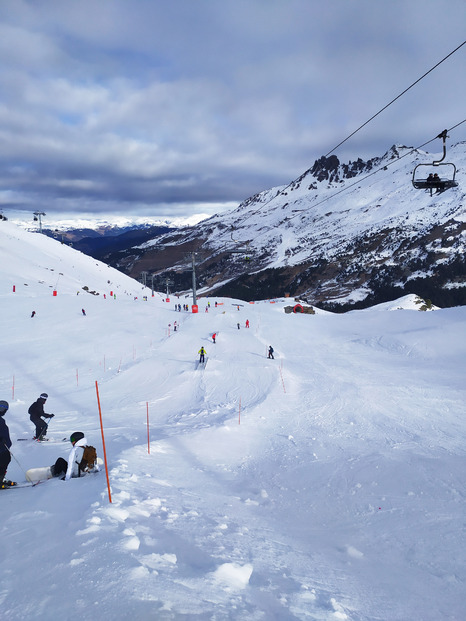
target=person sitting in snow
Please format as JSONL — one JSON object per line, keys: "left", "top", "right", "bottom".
{"left": 51, "top": 432, "right": 99, "bottom": 481}
{"left": 28, "top": 393, "right": 54, "bottom": 440}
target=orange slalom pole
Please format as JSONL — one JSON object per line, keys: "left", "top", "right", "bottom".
{"left": 95, "top": 380, "right": 112, "bottom": 503}
{"left": 146, "top": 401, "right": 150, "bottom": 454}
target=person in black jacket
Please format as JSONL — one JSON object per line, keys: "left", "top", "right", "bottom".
{"left": 0, "top": 400, "right": 14, "bottom": 487}
{"left": 28, "top": 393, "right": 54, "bottom": 440}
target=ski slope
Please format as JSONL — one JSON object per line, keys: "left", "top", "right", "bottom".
{"left": 0, "top": 221, "right": 465, "bottom": 620}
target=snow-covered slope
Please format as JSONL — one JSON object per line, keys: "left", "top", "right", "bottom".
{"left": 1, "top": 222, "right": 465, "bottom": 620}
{"left": 0, "top": 221, "right": 145, "bottom": 298}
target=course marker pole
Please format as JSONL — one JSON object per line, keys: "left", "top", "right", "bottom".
{"left": 95, "top": 380, "right": 112, "bottom": 503}
{"left": 146, "top": 402, "right": 150, "bottom": 454}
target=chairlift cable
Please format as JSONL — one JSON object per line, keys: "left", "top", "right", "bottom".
{"left": 324, "top": 40, "right": 466, "bottom": 158}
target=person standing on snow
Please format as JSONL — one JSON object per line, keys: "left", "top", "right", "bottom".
{"left": 0, "top": 400, "right": 15, "bottom": 488}
{"left": 212, "top": 333, "right": 216, "bottom": 343}
{"left": 198, "top": 347, "right": 206, "bottom": 363}
{"left": 245, "top": 319, "right": 250, "bottom": 328}
{"left": 51, "top": 432, "right": 99, "bottom": 481}
{"left": 268, "top": 346, "right": 274, "bottom": 359}
{"left": 28, "top": 393, "right": 54, "bottom": 440}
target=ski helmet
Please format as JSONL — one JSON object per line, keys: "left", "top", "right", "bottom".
{"left": 70, "top": 431, "right": 85, "bottom": 445}
{"left": 40, "top": 393, "right": 48, "bottom": 400}
{"left": 0, "top": 400, "right": 9, "bottom": 415}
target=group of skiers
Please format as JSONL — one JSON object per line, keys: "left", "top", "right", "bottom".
{"left": 0, "top": 394, "right": 99, "bottom": 488}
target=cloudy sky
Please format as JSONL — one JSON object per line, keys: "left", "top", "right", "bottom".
{"left": 0, "top": 0, "right": 465, "bottom": 222}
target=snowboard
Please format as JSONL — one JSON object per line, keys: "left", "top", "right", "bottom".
{"left": 26, "top": 466, "right": 53, "bottom": 482}
{"left": 26, "top": 457, "right": 104, "bottom": 482}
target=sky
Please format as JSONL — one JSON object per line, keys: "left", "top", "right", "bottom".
{"left": 1, "top": 220, "right": 465, "bottom": 619}
{"left": 0, "top": 0, "right": 465, "bottom": 223}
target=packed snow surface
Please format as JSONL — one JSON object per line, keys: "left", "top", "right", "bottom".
{"left": 1, "top": 221, "right": 465, "bottom": 620}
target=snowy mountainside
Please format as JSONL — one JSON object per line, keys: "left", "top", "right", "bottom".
{"left": 116, "top": 142, "right": 465, "bottom": 309}
{"left": 0, "top": 218, "right": 465, "bottom": 620}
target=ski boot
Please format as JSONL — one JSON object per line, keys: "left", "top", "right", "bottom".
{"left": 1, "top": 479, "right": 17, "bottom": 489}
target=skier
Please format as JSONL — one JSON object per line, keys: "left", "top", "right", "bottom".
{"left": 198, "top": 347, "right": 206, "bottom": 363}
{"left": 212, "top": 333, "right": 216, "bottom": 343}
{"left": 0, "top": 400, "right": 15, "bottom": 488}
{"left": 81, "top": 308, "right": 86, "bottom": 316}
{"left": 31, "top": 311, "right": 36, "bottom": 318}
{"left": 268, "top": 345, "right": 274, "bottom": 359}
{"left": 28, "top": 393, "right": 54, "bottom": 440}
{"left": 51, "top": 432, "right": 99, "bottom": 481}
{"left": 237, "top": 323, "right": 240, "bottom": 330}
{"left": 245, "top": 319, "right": 250, "bottom": 328}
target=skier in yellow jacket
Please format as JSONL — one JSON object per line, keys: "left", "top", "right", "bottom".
{"left": 198, "top": 347, "right": 206, "bottom": 363}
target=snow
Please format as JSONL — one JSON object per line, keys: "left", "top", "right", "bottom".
{"left": 1, "top": 221, "right": 465, "bottom": 620}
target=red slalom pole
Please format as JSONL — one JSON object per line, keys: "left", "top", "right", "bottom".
{"left": 95, "top": 380, "right": 112, "bottom": 503}
{"left": 146, "top": 402, "right": 150, "bottom": 454}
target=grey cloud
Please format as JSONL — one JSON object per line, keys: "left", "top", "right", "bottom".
{"left": 0, "top": 0, "right": 464, "bottom": 218}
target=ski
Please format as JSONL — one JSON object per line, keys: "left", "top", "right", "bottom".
{"left": 1, "top": 481, "right": 42, "bottom": 489}
{"left": 17, "top": 437, "right": 68, "bottom": 443}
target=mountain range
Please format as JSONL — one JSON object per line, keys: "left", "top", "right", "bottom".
{"left": 95, "top": 141, "right": 465, "bottom": 310}
{"left": 6, "top": 141, "right": 464, "bottom": 310}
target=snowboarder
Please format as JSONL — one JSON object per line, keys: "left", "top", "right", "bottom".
{"left": 51, "top": 432, "right": 99, "bottom": 481}
{"left": 28, "top": 393, "right": 54, "bottom": 440}
{"left": 268, "top": 346, "right": 274, "bottom": 359}
{"left": 198, "top": 347, "right": 206, "bottom": 363}
{"left": 0, "top": 400, "right": 15, "bottom": 488}
{"left": 212, "top": 333, "right": 216, "bottom": 343}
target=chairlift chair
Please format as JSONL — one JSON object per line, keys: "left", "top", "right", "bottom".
{"left": 412, "top": 130, "right": 458, "bottom": 196}
{"left": 229, "top": 230, "right": 252, "bottom": 260}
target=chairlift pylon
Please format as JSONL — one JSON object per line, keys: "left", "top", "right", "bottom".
{"left": 412, "top": 129, "right": 458, "bottom": 196}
